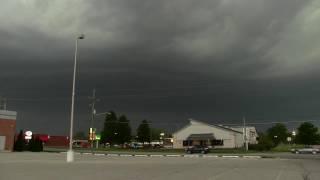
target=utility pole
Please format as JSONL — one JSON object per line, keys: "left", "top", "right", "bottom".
{"left": 89, "top": 88, "right": 99, "bottom": 148}
{"left": 0, "top": 96, "right": 7, "bottom": 110}
{"left": 243, "top": 116, "right": 248, "bottom": 151}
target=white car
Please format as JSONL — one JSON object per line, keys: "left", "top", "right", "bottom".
{"left": 291, "top": 147, "right": 320, "bottom": 154}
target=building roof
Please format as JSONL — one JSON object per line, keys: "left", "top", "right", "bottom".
{"left": 173, "top": 119, "right": 243, "bottom": 135}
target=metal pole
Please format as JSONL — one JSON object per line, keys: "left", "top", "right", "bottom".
{"left": 67, "top": 34, "right": 84, "bottom": 162}
{"left": 67, "top": 38, "right": 78, "bottom": 162}
{"left": 243, "top": 116, "right": 248, "bottom": 151}
{"left": 90, "top": 89, "right": 96, "bottom": 149}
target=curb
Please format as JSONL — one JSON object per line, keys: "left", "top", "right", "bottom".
{"left": 60, "top": 152, "right": 262, "bottom": 159}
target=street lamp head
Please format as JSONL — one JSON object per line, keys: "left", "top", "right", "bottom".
{"left": 78, "top": 34, "right": 85, "bottom": 39}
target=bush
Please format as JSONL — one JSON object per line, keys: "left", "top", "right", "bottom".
{"left": 249, "top": 133, "right": 274, "bottom": 151}
{"left": 14, "top": 130, "right": 26, "bottom": 152}
{"left": 249, "top": 143, "right": 273, "bottom": 151}
{"left": 28, "top": 136, "right": 43, "bottom": 152}
{"left": 272, "top": 144, "right": 305, "bottom": 152}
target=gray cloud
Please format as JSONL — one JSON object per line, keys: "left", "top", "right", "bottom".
{"left": 1, "top": 0, "right": 320, "bottom": 134}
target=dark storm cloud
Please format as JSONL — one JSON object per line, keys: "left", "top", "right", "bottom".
{"left": 1, "top": 0, "right": 320, "bottom": 134}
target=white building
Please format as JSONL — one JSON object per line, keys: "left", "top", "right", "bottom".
{"left": 231, "top": 126, "right": 258, "bottom": 145}
{"left": 172, "top": 119, "right": 258, "bottom": 149}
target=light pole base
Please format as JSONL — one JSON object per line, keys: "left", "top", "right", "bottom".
{"left": 66, "top": 150, "right": 74, "bottom": 162}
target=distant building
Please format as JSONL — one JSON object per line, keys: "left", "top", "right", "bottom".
{"left": 0, "top": 110, "right": 17, "bottom": 151}
{"left": 28, "top": 133, "right": 69, "bottom": 148}
{"left": 172, "top": 119, "right": 258, "bottom": 149}
{"left": 43, "top": 135, "right": 69, "bottom": 147}
{"left": 231, "top": 126, "right": 258, "bottom": 145}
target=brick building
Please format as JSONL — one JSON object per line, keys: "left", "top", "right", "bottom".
{"left": 0, "top": 110, "right": 17, "bottom": 151}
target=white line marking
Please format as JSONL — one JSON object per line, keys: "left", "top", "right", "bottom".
{"left": 134, "top": 155, "right": 148, "bottom": 157}
{"left": 94, "top": 153, "right": 105, "bottom": 156}
{"left": 222, "top": 155, "right": 239, "bottom": 158}
{"left": 120, "top": 154, "right": 133, "bottom": 157}
{"left": 275, "top": 167, "right": 284, "bottom": 180}
{"left": 166, "top": 155, "right": 181, "bottom": 157}
{"left": 107, "top": 154, "right": 119, "bottom": 157}
{"left": 184, "top": 155, "right": 200, "bottom": 158}
{"left": 203, "top": 155, "right": 218, "bottom": 158}
{"left": 150, "top": 155, "right": 164, "bottom": 157}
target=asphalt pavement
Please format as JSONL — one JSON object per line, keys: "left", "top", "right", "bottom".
{"left": 0, "top": 152, "right": 319, "bottom": 180}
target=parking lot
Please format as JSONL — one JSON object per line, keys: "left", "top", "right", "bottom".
{"left": 1, "top": 152, "right": 320, "bottom": 180}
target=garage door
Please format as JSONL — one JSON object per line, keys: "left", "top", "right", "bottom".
{"left": 0, "top": 136, "right": 5, "bottom": 150}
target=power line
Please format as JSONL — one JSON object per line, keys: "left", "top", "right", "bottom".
{"left": 89, "top": 119, "right": 320, "bottom": 126}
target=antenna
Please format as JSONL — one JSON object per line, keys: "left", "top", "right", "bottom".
{"left": 0, "top": 96, "right": 7, "bottom": 110}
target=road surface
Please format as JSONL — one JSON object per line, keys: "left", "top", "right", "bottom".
{"left": 0, "top": 152, "right": 319, "bottom": 180}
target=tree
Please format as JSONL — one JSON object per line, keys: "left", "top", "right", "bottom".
{"left": 28, "top": 135, "right": 43, "bottom": 152}
{"left": 37, "top": 137, "right": 44, "bottom": 152}
{"left": 14, "top": 130, "right": 25, "bottom": 151}
{"left": 267, "top": 123, "right": 288, "bottom": 146}
{"left": 137, "top": 120, "right": 151, "bottom": 143}
{"left": 74, "top": 131, "right": 87, "bottom": 140}
{"left": 117, "top": 115, "right": 132, "bottom": 144}
{"left": 296, "top": 122, "right": 320, "bottom": 145}
{"left": 101, "top": 111, "right": 118, "bottom": 145}
{"left": 28, "top": 136, "right": 43, "bottom": 152}
{"left": 150, "top": 128, "right": 165, "bottom": 141}
{"left": 150, "top": 128, "right": 160, "bottom": 141}
{"left": 249, "top": 132, "right": 274, "bottom": 151}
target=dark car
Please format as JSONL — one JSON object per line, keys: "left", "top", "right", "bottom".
{"left": 185, "top": 145, "right": 210, "bottom": 154}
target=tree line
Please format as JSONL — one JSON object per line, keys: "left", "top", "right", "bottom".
{"left": 252, "top": 122, "right": 320, "bottom": 150}
{"left": 100, "top": 111, "right": 168, "bottom": 145}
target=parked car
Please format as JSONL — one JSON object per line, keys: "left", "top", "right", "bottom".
{"left": 185, "top": 145, "right": 210, "bottom": 154}
{"left": 291, "top": 146, "right": 320, "bottom": 154}
{"left": 130, "top": 142, "right": 143, "bottom": 149}
{"left": 72, "top": 140, "right": 90, "bottom": 148}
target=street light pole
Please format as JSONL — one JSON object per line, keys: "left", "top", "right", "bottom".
{"left": 67, "top": 34, "right": 85, "bottom": 163}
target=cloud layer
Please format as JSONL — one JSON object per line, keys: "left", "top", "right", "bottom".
{"left": 1, "top": 0, "right": 320, "bottom": 134}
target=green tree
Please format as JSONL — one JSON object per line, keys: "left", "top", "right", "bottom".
{"left": 137, "top": 120, "right": 151, "bottom": 143}
{"left": 117, "top": 115, "right": 132, "bottom": 144}
{"left": 267, "top": 123, "right": 288, "bottom": 146}
{"left": 150, "top": 128, "right": 165, "bottom": 141}
{"left": 14, "top": 130, "right": 25, "bottom": 151}
{"left": 249, "top": 132, "right": 274, "bottom": 151}
{"left": 28, "top": 136, "right": 43, "bottom": 152}
{"left": 27, "top": 135, "right": 35, "bottom": 151}
{"left": 74, "top": 131, "right": 87, "bottom": 140}
{"left": 150, "top": 128, "right": 160, "bottom": 141}
{"left": 296, "top": 122, "right": 320, "bottom": 145}
{"left": 101, "top": 111, "right": 118, "bottom": 145}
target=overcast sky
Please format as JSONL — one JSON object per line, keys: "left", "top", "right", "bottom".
{"left": 1, "top": 0, "right": 320, "bottom": 135}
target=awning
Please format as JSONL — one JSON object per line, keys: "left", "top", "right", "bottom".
{"left": 187, "top": 133, "right": 215, "bottom": 140}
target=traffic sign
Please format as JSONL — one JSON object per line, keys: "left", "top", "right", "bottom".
{"left": 25, "top": 131, "right": 32, "bottom": 140}
{"left": 96, "top": 134, "right": 101, "bottom": 140}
